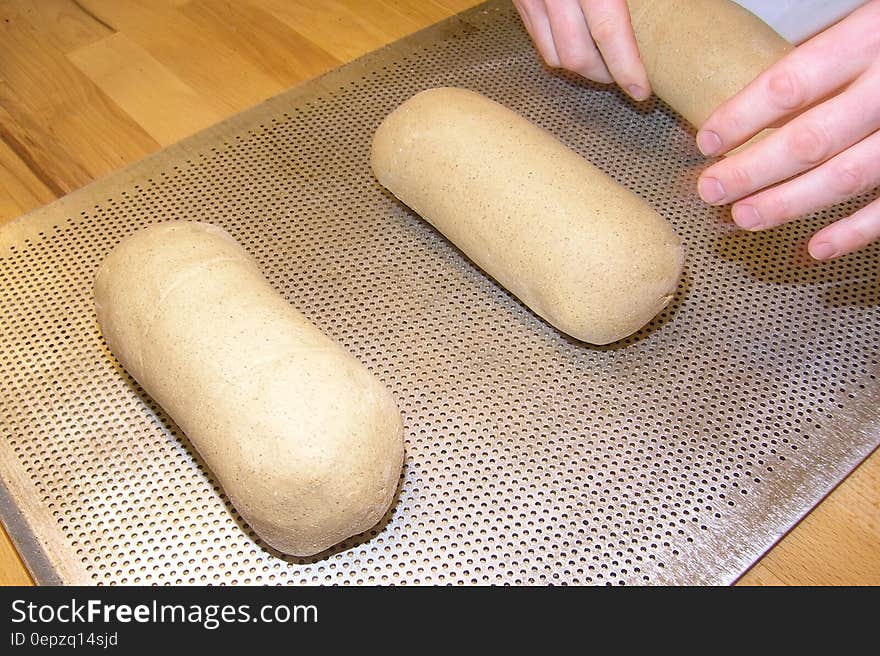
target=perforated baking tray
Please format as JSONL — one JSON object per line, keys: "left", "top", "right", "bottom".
{"left": 1, "top": 1, "right": 878, "bottom": 585}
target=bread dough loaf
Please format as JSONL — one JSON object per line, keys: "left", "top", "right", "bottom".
{"left": 94, "top": 221, "right": 404, "bottom": 556}
{"left": 627, "top": 0, "right": 792, "bottom": 128}
{"left": 371, "top": 87, "right": 683, "bottom": 345}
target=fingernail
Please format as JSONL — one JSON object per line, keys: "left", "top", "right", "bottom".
{"left": 627, "top": 84, "right": 648, "bottom": 101}
{"left": 698, "top": 177, "right": 726, "bottom": 204}
{"left": 697, "top": 130, "right": 722, "bottom": 156}
{"left": 733, "top": 204, "right": 763, "bottom": 230}
{"left": 809, "top": 241, "right": 839, "bottom": 260}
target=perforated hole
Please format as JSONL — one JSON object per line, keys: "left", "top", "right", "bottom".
{"left": 1, "top": 3, "right": 878, "bottom": 585}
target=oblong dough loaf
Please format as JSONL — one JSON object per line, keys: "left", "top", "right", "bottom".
{"left": 627, "top": 0, "right": 792, "bottom": 128}
{"left": 371, "top": 87, "right": 684, "bottom": 345}
{"left": 94, "top": 221, "right": 404, "bottom": 556}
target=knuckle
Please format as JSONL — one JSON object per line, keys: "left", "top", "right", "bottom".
{"left": 589, "top": 15, "right": 618, "bottom": 44}
{"left": 766, "top": 69, "right": 806, "bottom": 110}
{"left": 865, "top": 3, "right": 880, "bottom": 44}
{"left": 829, "top": 161, "right": 868, "bottom": 197}
{"left": 726, "top": 165, "right": 752, "bottom": 191}
{"left": 763, "top": 192, "right": 790, "bottom": 222}
{"left": 714, "top": 108, "right": 747, "bottom": 139}
{"left": 790, "top": 124, "right": 830, "bottom": 165}
{"left": 558, "top": 49, "right": 609, "bottom": 79}
{"left": 557, "top": 49, "right": 590, "bottom": 72}
{"left": 846, "top": 219, "right": 872, "bottom": 248}
{"left": 853, "top": 225, "right": 870, "bottom": 243}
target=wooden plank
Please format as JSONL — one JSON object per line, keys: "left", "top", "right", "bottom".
{"left": 0, "top": 524, "right": 32, "bottom": 586}
{"left": 0, "top": 7, "right": 159, "bottom": 195}
{"left": 69, "top": 33, "right": 223, "bottom": 147}
{"left": 254, "top": 0, "right": 397, "bottom": 61}
{"left": 0, "top": 138, "right": 58, "bottom": 225}
{"left": 177, "top": 0, "right": 341, "bottom": 88}
{"left": 270, "top": 0, "right": 478, "bottom": 60}
{"left": 374, "top": 0, "right": 456, "bottom": 27}
{"left": 736, "top": 561, "right": 787, "bottom": 586}
{"left": 4, "top": 0, "right": 114, "bottom": 54}
{"left": 258, "top": 0, "right": 477, "bottom": 62}
{"left": 77, "top": 0, "right": 284, "bottom": 115}
{"left": 432, "top": 0, "right": 488, "bottom": 12}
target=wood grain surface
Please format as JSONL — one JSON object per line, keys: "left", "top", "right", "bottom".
{"left": 0, "top": 0, "right": 877, "bottom": 587}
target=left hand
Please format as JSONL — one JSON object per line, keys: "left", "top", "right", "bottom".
{"left": 695, "top": 0, "right": 880, "bottom": 260}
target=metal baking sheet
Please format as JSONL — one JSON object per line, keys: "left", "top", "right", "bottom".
{"left": 1, "top": 0, "right": 878, "bottom": 585}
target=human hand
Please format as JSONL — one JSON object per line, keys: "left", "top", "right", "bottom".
{"left": 513, "top": 0, "right": 651, "bottom": 100}
{"left": 696, "top": 0, "right": 880, "bottom": 260}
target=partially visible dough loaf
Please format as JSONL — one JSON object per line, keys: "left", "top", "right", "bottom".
{"left": 627, "top": 0, "right": 792, "bottom": 128}
{"left": 372, "top": 87, "right": 683, "bottom": 345}
{"left": 94, "top": 221, "right": 404, "bottom": 556}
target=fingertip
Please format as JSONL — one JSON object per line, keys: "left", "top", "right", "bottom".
{"left": 626, "top": 84, "right": 650, "bottom": 101}
{"left": 697, "top": 130, "right": 722, "bottom": 157}
{"left": 808, "top": 203, "right": 880, "bottom": 261}
{"left": 808, "top": 239, "right": 840, "bottom": 260}
{"left": 697, "top": 176, "right": 726, "bottom": 205}
{"left": 732, "top": 204, "right": 764, "bottom": 230}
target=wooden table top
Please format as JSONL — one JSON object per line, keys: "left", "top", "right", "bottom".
{"left": 1, "top": 0, "right": 877, "bottom": 586}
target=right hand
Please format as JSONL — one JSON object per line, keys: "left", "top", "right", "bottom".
{"left": 513, "top": 0, "right": 651, "bottom": 101}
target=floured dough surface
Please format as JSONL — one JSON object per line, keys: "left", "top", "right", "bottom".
{"left": 627, "top": 0, "right": 792, "bottom": 128}
{"left": 372, "top": 87, "right": 684, "bottom": 345}
{"left": 94, "top": 221, "right": 404, "bottom": 556}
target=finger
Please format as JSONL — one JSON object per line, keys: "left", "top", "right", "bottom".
{"left": 580, "top": 0, "right": 651, "bottom": 100}
{"left": 513, "top": 0, "right": 533, "bottom": 31}
{"left": 808, "top": 195, "right": 880, "bottom": 260}
{"left": 514, "top": 0, "right": 562, "bottom": 67}
{"left": 730, "top": 129, "right": 880, "bottom": 231}
{"left": 765, "top": 85, "right": 845, "bottom": 128}
{"left": 544, "top": 0, "right": 613, "bottom": 83}
{"left": 698, "top": 62, "right": 880, "bottom": 205}
{"left": 696, "top": 0, "right": 880, "bottom": 156}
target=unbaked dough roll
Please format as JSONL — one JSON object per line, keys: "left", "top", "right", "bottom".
{"left": 627, "top": 0, "right": 792, "bottom": 128}
{"left": 371, "top": 87, "right": 683, "bottom": 345}
{"left": 94, "top": 221, "right": 404, "bottom": 557}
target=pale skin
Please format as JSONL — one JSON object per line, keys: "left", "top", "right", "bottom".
{"left": 514, "top": 0, "right": 880, "bottom": 260}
